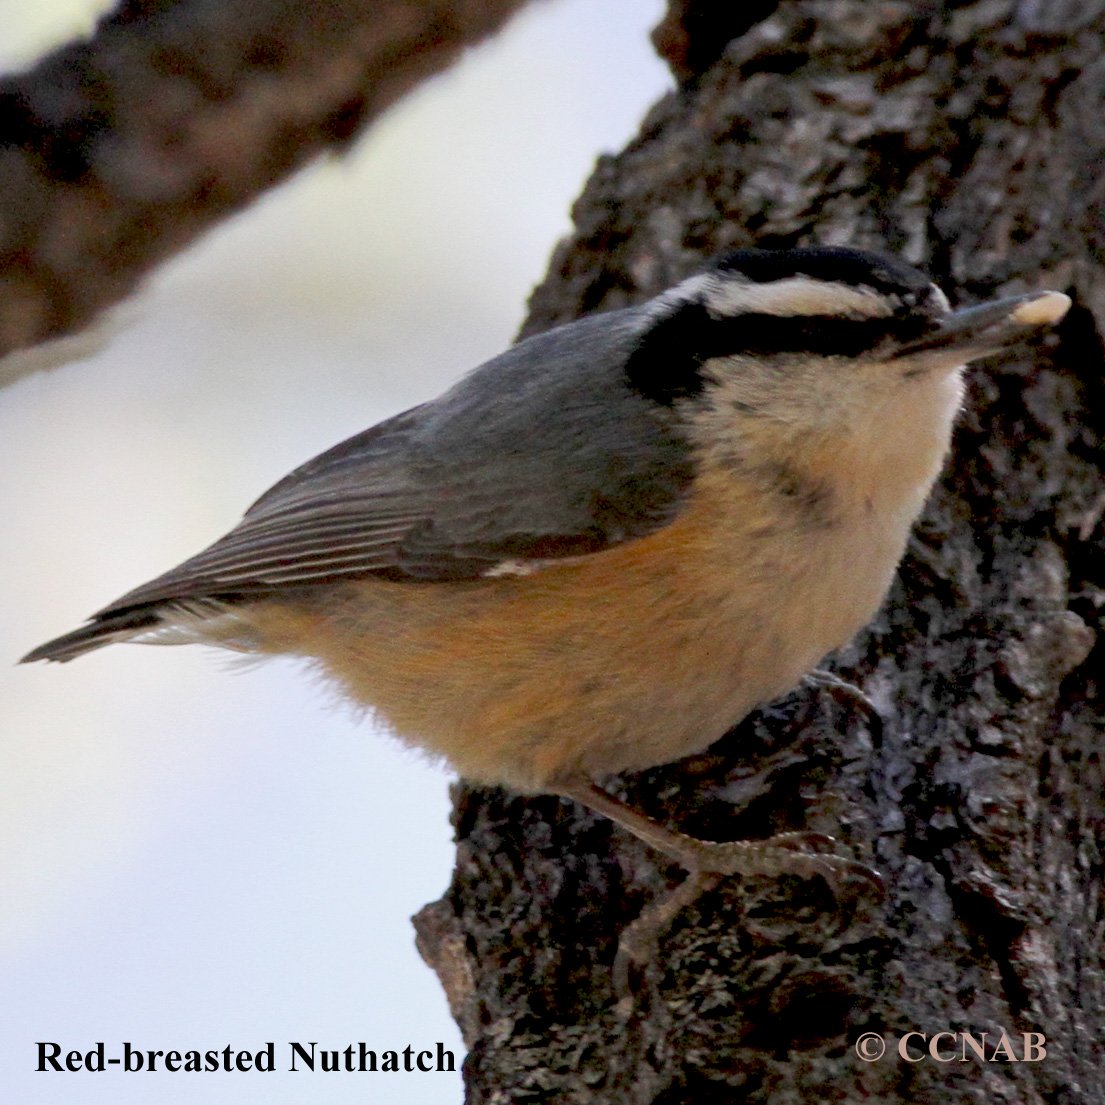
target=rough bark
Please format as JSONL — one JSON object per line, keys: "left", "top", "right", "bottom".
{"left": 413, "top": 2, "right": 1105, "bottom": 1101}
{"left": 0, "top": 0, "right": 530, "bottom": 377}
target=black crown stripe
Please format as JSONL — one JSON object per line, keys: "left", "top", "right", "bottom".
{"left": 714, "top": 247, "right": 933, "bottom": 299}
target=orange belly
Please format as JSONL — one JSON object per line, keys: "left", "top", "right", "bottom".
{"left": 239, "top": 467, "right": 906, "bottom": 792}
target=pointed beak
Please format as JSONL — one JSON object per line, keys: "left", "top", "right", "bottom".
{"left": 894, "top": 290, "right": 1071, "bottom": 360}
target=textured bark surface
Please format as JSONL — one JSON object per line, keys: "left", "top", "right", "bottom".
{"left": 0, "top": 0, "right": 529, "bottom": 375}
{"left": 414, "top": 2, "right": 1105, "bottom": 1101}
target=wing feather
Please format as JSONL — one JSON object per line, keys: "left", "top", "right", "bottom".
{"left": 93, "top": 307, "right": 696, "bottom": 617}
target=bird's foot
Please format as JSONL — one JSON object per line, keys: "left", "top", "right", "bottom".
{"left": 611, "top": 829, "right": 883, "bottom": 1000}
{"left": 804, "top": 668, "right": 884, "bottom": 739}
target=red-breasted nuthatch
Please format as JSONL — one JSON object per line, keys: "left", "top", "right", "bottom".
{"left": 25, "top": 247, "right": 1070, "bottom": 886}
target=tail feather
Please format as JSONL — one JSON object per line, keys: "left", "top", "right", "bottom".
{"left": 22, "top": 597, "right": 260, "bottom": 664}
{"left": 21, "top": 609, "right": 161, "bottom": 664}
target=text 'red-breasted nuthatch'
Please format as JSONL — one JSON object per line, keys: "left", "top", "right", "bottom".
{"left": 25, "top": 247, "right": 1070, "bottom": 889}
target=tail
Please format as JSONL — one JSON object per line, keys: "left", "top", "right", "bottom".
{"left": 21, "top": 609, "right": 161, "bottom": 663}
{"left": 21, "top": 597, "right": 255, "bottom": 664}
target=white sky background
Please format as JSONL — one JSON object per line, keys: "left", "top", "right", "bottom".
{"left": 0, "top": 2, "right": 670, "bottom": 1103}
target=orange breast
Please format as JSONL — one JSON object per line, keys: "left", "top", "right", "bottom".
{"left": 240, "top": 462, "right": 903, "bottom": 793}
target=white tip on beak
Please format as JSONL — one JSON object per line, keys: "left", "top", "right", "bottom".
{"left": 1009, "top": 291, "right": 1072, "bottom": 328}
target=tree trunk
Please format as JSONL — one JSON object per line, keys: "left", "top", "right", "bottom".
{"left": 413, "top": 2, "right": 1105, "bottom": 1101}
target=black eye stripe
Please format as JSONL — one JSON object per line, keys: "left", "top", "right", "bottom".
{"left": 624, "top": 301, "right": 934, "bottom": 405}
{"left": 706, "top": 310, "right": 933, "bottom": 358}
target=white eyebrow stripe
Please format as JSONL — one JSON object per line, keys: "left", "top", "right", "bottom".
{"left": 702, "top": 275, "right": 897, "bottom": 319}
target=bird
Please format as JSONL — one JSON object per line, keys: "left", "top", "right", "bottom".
{"left": 24, "top": 246, "right": 1070, "bottom": 893}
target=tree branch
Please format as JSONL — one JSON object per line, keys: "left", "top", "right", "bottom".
{"left": 0, "top": 0, "right": 532, "bottom": 375}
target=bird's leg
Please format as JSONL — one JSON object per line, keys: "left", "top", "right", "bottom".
{"left": 556, "top": 779, "right": 876, "bottom": 884}
{"left": 613, "top": 868, "right": 723, "bottom": 999}
{"left": 552, "top": 779, "right": 883, "bottom": 997}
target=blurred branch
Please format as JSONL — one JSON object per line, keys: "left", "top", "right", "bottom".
{"left": 0, "top": 0, "right": 532, "bottom": 381}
